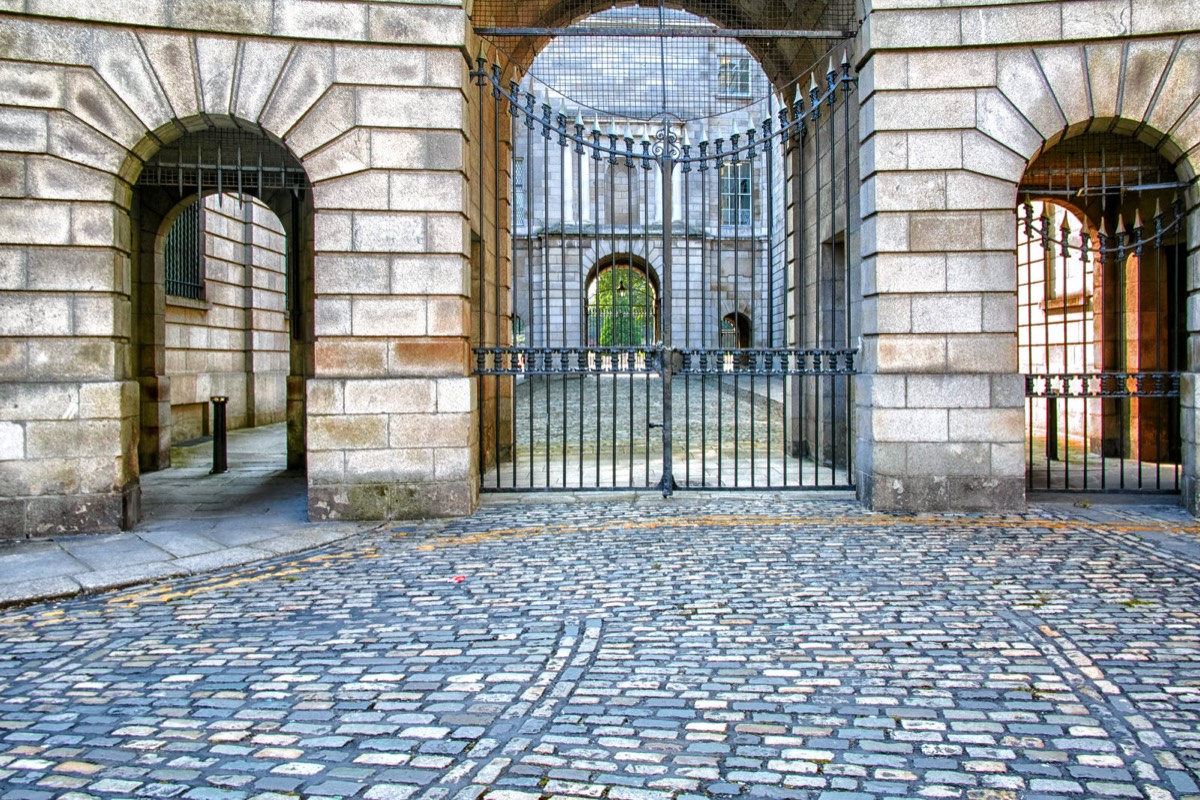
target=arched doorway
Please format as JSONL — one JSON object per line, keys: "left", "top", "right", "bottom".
{"left": 1017, "top": 133, "right": 1187, "bottom": 494}
{"left": 471, "top": 3, "right": 859, "bottom": 492}
{"left": 585, "top": 257, "right": 660, "bottom": 346}
{"left": 127, "top": 121, "right": 314, "bottom": 519}
{"left": 719, "top": 312, "right": 752, "bottom": 349}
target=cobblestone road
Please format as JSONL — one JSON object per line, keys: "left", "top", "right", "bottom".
{"left": 3, "top": 499, "right": 1200, "bottom": 800}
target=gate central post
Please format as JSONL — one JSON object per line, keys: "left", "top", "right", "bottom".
{"left": 660, "top": 149, "right": 675, "bottom": 496}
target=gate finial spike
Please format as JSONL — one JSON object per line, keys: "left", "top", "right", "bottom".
{"left": 828, "top": 56, "right": 836, "bottom": 79}
{"left": 699, "top": 123, "right": 709, "bottom": 145}
{"left": 623, "top": 120, "right": 633, "bottom": 141}
{"left": 681, "top": 125, "right": 690, "bottom": 148}
{"left": 793, "top": 83, "right": 803, "bottom": 108}
{"left": 1154, "top": 197, "right": 1163, "bottom": 220}
{"left": 810, "top": 72, "right": 818, "bottom": 92}
{"left": 477, "top": 40, "right": 489, "bottom": 62}
{"left": 591, "top": 116, "right": 601, "bottom": 133}
{"left": 842, "top": 48, "right": 850, "bottom": 67}
{"left": 1133, "top": 209, "right": 1143, "bottom": 230}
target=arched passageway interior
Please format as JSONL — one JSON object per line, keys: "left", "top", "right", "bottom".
{"left": 128, "top": 122, "right": 315, "bottom": 523}
{"left": 586, "top": 258, "right": 659, "bottom": 346}
{"left": 471, "top": 2, "right": 860, "bottom": 493}
{"left": 1017, "top": 133, "right": 1188, "bottom": 494}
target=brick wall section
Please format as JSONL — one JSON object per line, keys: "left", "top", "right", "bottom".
{"left": 857, "top": 0, "right": 1200, "bottom": 511}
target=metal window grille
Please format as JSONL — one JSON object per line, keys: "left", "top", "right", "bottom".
{"left": 719, "top": 162, "right": 752, "bottom": 226}
{"left": 165, "top": 200, "right": 204, "bottom": 300}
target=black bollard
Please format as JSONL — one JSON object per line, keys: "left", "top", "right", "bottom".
{"left": 210, "top": 396, "right": 228, "bottom": 474}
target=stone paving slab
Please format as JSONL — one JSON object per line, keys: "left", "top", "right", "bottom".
{"left": 136, "top": 530, "right": 226, "bottom": 559}
{"left": 1, "top": 497, "right": 1199, "bottom": 800}
{"left": 0, "top": 547, "right": 87, "bottom": 582}
{"left": 58, "top": 532, "right": 174, "bottom": 572}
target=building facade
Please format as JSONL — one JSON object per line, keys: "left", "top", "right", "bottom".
{"left": 0, "top": 0, "right": 1197, "bottom": 538}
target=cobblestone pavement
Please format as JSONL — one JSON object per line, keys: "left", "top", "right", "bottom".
{"left": 2, "top": 498, "right": 1200, "bottom": 800}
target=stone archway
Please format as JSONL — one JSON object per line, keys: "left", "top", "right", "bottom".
{"left": 0, "top": 11, "right": 479, "bottom": 536}
{"left": 855, "top": 30, "right": 1200, "bottom": 512}
{"left": 126, "top": 123, "right": 315, "bottom": 485}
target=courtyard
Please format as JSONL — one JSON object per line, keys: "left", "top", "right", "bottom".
{"left": 2, "top": 497, "right": 1199, "bottom": 799}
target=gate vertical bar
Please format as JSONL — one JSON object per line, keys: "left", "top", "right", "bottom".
{"left": 732, "top": 124, "right": 742, "bottom": 487}
{"left": 492, "top": 64, "right": 503, "bottom": 492}
{"left": 524, "top": 90, "right": 535, "bottom": 489}
{"left": 701, "top": 139, "right": 709, "bottom": 486}
{"left": 765, "top": 102, "right": 776, "bottom": 487}
{"left": 474, "top": 53, "right": 488, "bottom": 486}
{"left": 661, "top": 141, "right": 675, "bottom": 495}
{"left": 842, "top": 55, "right": 855, "bottom": 479}
{"left": 557, "top": 107, "right": 567, "bottom": 488}
{"left": 684, "top": 128, "right": 692, "bottom": 486}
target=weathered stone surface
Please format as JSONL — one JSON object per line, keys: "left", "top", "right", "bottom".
{"left": 25, "top": 492, "right": 125, "bottom": 535}
{"left": 195, "top": 35, "right": 239, "bottom": 113}
{"left": 275, "top": 0, "right": 367, "bottom": 41}
{"left": 874, "top": 334, "right": 946, "bottom": 373}
{"left": 287, "top": 86, "right": 357, "bottom": 159}
{"left": 1131, "top": 0, "right": 1200, "bottom": 35}
{"left": 997, "top": 48, "right": 1068, "bottom": 142}
{"left": 138, "top": 31, "right": 201, "bottom": 120}
{"left": 961, "top": 3, "right": 1062, "bottom": 46}
{"left": 1038, "top": 45, "right": 1091, "bottom": 128}
{"left": 232, "top": 38, "right": 293, "bottom": 122}
{"left": 1121, "top": 37, "right": 1176, "bottom": 123}
{"left": 351, "top": 297, "right": 427, "bottom": 336}
{"left": 260, "top": 44, "right": 334, "bottom": 137}
{"left": 1148, "top": 36, "right": 1200, "bottom": 134}
{"left": 367, "top": 4, "right": 466, "bottom": 48}
{"left": 307, "top": 413, "right": 388, "bottom": 451}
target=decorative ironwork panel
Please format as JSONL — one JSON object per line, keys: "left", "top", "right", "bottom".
{"left": 474, "top": 347, "right": 662, "bottom": 375}
{"left": 1025, "top": 372, "right": 1180, "bottom": 399}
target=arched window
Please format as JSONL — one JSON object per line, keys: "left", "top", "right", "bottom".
{"left": 585, "top": 260, "right": 659, "bottom": 346}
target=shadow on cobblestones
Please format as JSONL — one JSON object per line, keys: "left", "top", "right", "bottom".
{"left": 2, "top": 499, "right": 1199, "bottom": 800}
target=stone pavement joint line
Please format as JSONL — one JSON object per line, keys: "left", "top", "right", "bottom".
{"left": 1, "top": 498, "right": 1200, "bottom": 800}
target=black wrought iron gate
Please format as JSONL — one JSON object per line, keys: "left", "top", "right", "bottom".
{"left": 471, "top": 53, "right": 858, "bottom": 493}
{"left": 1018, "top": 134, "right": 1189, "bottom": 494}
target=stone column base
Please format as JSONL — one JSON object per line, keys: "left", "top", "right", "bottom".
{"left": 0, "top": 483, "right": 139, "bottom": 540}
{"left": 858, "top": 472, "right": 1026, "bottom": 513}
{"left": 307, "top": 479, "right": 477, "bottom": 521}
{"left": 1181, "top": 373, "right": 1199, "bottom": 516}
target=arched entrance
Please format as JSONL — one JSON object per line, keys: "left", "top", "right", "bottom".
{"left": 127, "top": 121, "right": 314, "bottom": 517}
{"left": 1017, "top": 132, "right": 1188, "bottom": 494}
{"left": 471, "top": 3, "right": 859, "bottom": 492}
{"left": 719, "top": 312, "right": 751, "bottom": 349}
{"left": 585, "top": 256, "right": 660, "bottom": 346}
